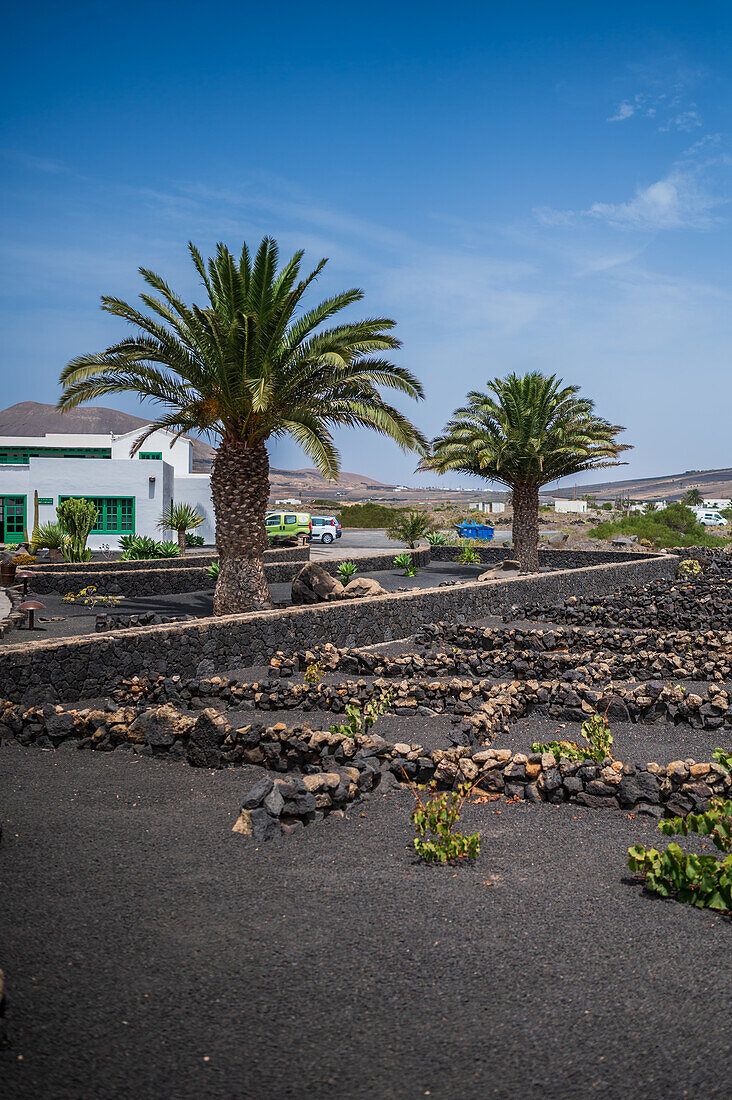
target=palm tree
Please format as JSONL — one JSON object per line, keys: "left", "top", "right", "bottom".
{"left": 58, "top": 239, "right": 426, "bottom": 613}
{"left": 157, "top": 502, "right": 205, "bottom": 556}
{"left": 420, "top": 372, "right": 630, "bottom": 572}
{"left": 683, "top": 488, "right": 703, "bottom": 506}
{"left": 386, "top": 509, "right": 435, "bottom": 548}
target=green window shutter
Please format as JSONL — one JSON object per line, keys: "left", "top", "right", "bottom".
{"left": 58, "top": 496, "right": 135, "bottom": 534}
{"left": 138, "top": 452, "right": 163, "bottom": 461}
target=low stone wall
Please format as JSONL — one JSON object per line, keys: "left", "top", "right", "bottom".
{"left": 2, "top": 699, "right": 728, "bottom": 838}
{"left": 430, "top": 545, "right": 651, "bottom": 567}
{"left": 114, "top": 671, "right": 732, "bottom": 741}
{"left": 0, "top": 554, "right": 678, "bottom": 705}
{"left": 267, "top": 627, "right": 732, "bottom": 684}
{"left": 24, "top": 546, "right": 427, "bottom": 596}
{"left": 26, "top": 544, "right": 308, "bottom": 572}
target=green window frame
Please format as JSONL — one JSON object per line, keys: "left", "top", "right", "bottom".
{"left": 3, "top": 496, "right": 26, "bottom": 538}
{"left": 59, "top": 496, "right": 135, "bottom": 534}
{"left": 0, "top": 446, "right": 112, "bottom": 465}
{"left": 138, "top": 452, "right": 162, "bottom": 461}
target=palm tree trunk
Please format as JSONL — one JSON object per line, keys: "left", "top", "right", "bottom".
{"left": 512, "top": 482, "right": 540, "bottom": 572}
{"left": 178, "top": 527, "right": 186, "bottom": 557}
{"left": 211, "top": 436, "right": 272, "bottom": 614}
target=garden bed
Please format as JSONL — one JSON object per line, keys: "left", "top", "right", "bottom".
{"left": 1, "top": 741, "right": 729, "bottom": 1099}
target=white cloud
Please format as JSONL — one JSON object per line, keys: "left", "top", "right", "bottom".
{"left": 607, "top": 101, "right": 636, "bottom": 122}
{"left": 536, "top": 145, "right": 729, "bottom": 233}
{"left": 659, "top": 109, "right": 702, "bottom": 133}
{"left": 586, "top": 167, "right": 721, "bottom": 230}
{"left": 606, "top": 85, "right": 703, "bottom": 132}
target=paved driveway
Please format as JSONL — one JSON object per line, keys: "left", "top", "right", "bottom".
{"left": 310, "top": 527, "right": 514, "bottom": 559}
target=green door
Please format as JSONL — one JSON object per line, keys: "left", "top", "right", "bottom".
{"left": 2, "top": 496, "right": 26, "bottom": 541}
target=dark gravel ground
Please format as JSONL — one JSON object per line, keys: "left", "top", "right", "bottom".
{"left": 1, "top": 743, "right": 730, "bottom": 1100}
{"left": 494, "top": 714, "right": 730, "bottom": 763}
{"left": 12, "top": 564, "right": 483, "bottom": 640}
{"left": 222, "top": 707, "right": 459, "bottom": 750}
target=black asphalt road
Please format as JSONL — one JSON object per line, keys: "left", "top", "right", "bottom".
{"left": 1, "top": 743, "right": 729, "bottom": 1099}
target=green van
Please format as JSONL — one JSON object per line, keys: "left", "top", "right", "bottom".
{"left": 265, "top": 511, "right": 311, "bottom": 543}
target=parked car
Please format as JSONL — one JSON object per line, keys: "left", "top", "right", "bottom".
{"left": 265, "top": 511, "right": 311, "bottom": 543}
{"left": 310, "top": 515, "right": 342, "bottom": 544}
{"left": 692, "top": 509, "right": 729, "bottom": 527}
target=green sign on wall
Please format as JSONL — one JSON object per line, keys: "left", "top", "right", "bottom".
{"left": 38, "top": 497, "right": 53, "bottom": 505}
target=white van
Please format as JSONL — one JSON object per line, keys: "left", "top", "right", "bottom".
{"left": 693, "top": 508, "right": 728, "bottom": 527}
{"left": 310, "top": 515, "right": 342, "bottom": 544}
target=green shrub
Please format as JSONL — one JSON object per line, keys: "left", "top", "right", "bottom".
{"left": 335, "top": 502, "right": 406, "bottom": 528}
{"left": 426, "top": 531, "right": 450, "bottom": 545}
{"left": 206, "top": 560, "right": 219, "bottom": 581}
{"left": 588, "top": 503, "right": 726, "bottom": 549}
{"left": 411, "top": 784, "right": 481, "bottom": 864}
{"left": 330, "top": 691, "right": 392, "bottom": 738}
{"left": 456, "top": 543, "right": 481, "bottom": 565}
{"left": 713, "top": 748, "right": 732, "bottom": 774}
{"left": 678, "top": 558, "right": 703, "bottom": 578}
{"left": 304, "top": 661, "right": 324, "bottom": 686}
{"left": 185, "top": 533, "right": 205, "bottom": 547}
{"left": 628, "top": 799, "right": 732, "bottom": 911}
{"left": 336, "top": 560, "right": 358, "bottom": 585}
{"left": 532, "top": 712, "right": 613, "bottom": 763}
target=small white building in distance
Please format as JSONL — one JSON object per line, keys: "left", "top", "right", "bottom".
{"left": 704, "top": 498, "right": 731, "bottom": 510}
{"left": 554, "top": 499, "right": 588, "bottom": 514}
{"left": 473, "top": 500, "right": 506, "bottom": 514}
{"left": 0, "top": 426, "right": 216, "bottom": 547}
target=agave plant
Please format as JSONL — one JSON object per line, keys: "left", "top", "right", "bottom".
{"left": 336, "top": 560, "right": 358, "bottom": 585}
{"left": 393, "top": 551, "right": 418, "bottom": 576}
{"left": 32, "top": 521, "right": 64, "bottom": 550}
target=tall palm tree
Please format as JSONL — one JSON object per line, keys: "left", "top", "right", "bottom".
{"left": 420, "top": 372, "right": 630, "bottom": 571}
{"left": 58, "top": 239, "right": 426, "bottom": 612}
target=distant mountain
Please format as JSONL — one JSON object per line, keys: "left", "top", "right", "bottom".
{"left": 0, "top": 401, "right": 217, "bottom": 472}
{"left": 0, "top": 402, "right": 391, "bottom": 489}
{"left": 552, "top": 468, "right": 732, "bottom": 502}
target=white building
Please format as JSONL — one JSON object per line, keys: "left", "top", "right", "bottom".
{"left": 0, "top": 427, "right": 216, "bottom": 547}
{"left": 473, "top": 500, "right": 505, "bottom": 514}
{"left": 554, "top": 499, "right": 588, "bottom": 514}
{"left": 703, "top": 498, "right": 731, "bottom": 510}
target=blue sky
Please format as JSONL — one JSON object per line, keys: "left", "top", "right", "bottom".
{"left": 2, "top": 1, "right": 731, "bottom": 488}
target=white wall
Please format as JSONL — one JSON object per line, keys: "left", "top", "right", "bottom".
{"left": 554, "top": 499, "right": 588, "bottom": 514}
{"left": 111, "top": 428, "right": 193, "bottom": 475}
{"left": 703, "top": 498, "right": 731, "bottom": 510}
{"left": 174, "top": 474, "right": 215, "bottom": 543}
{"left": 20, "top": 458, "right": 174, "bottom": 549}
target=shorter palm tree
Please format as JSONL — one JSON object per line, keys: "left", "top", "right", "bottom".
{"left": 421, "top": 373, "right": 630, "bottom": 571}
{"left": 683, "top": 488, "right": 703, "bottom": 506}
{"left": 158, "top": 503, "right": 205, "bottom": 556}
{"left": 387, "top": 509, "right": 435, "bottom": 548}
